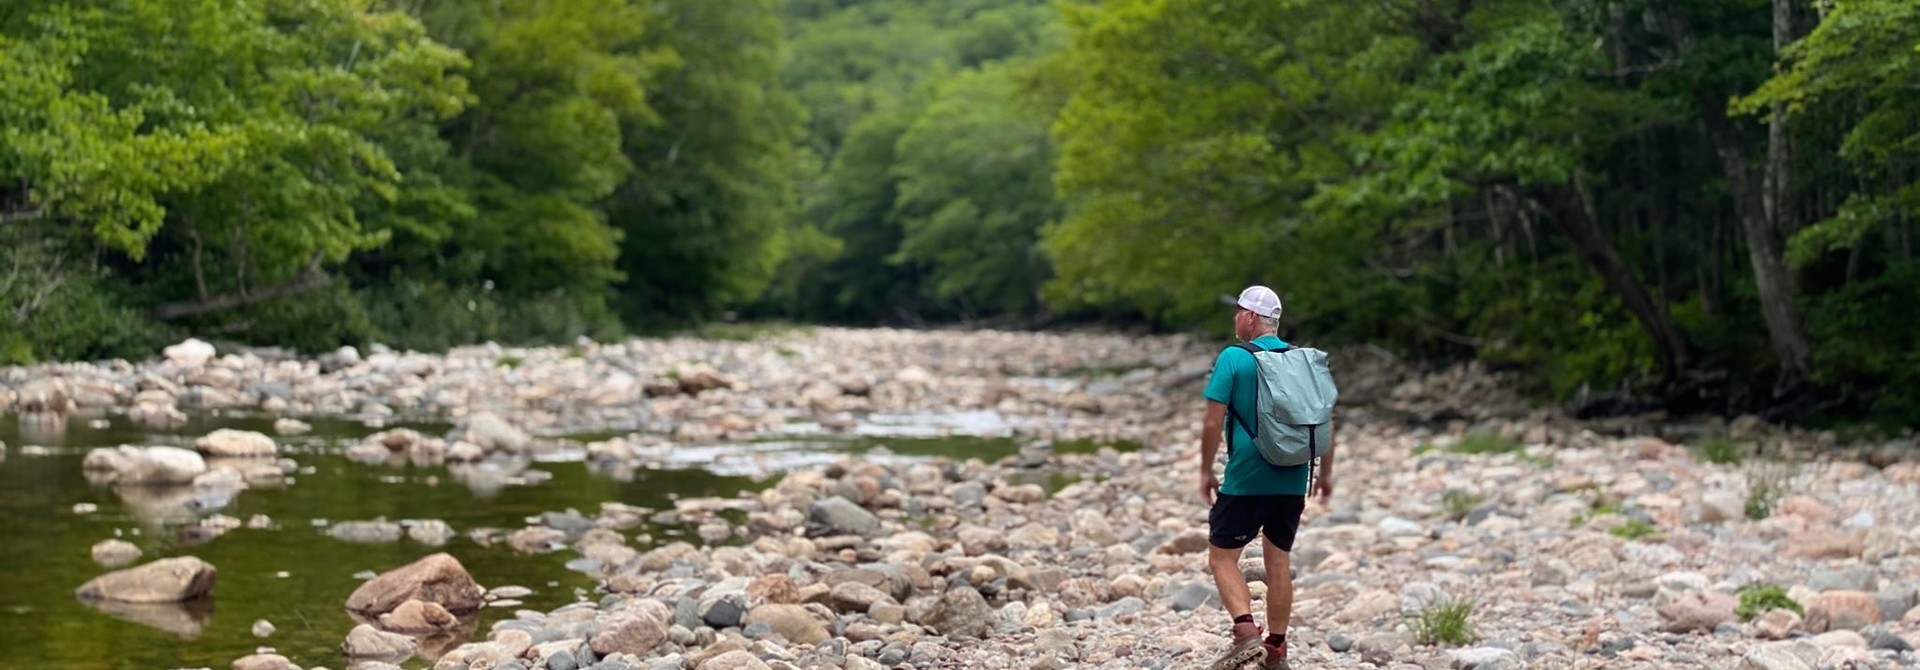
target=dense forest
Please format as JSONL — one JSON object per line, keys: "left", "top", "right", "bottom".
{"left": 3, "top": 0, "right": 1918, "bottom": 425}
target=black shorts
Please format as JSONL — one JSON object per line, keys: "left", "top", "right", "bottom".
{"left": 1208, "top": 494, "right": 1307, "bottom": 551}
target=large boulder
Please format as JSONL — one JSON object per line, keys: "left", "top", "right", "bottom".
{"left": 76, "top": 557, "right": 216, "bottom": 603}
{"left": 344, "top": 553, "right": 484, "bottom": 615}
{"left": 1806, "top": 591, "right": 1881, "bottom": 632}
{"left": 82, "top": 446, "right": 208, "bottom": 485}
{"left": 194, "top": 430, "right": 277, "bottom": 458}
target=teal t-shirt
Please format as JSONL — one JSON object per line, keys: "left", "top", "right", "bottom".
{"left": 1204, "top": 335, "right": 1311, "bottom": 496}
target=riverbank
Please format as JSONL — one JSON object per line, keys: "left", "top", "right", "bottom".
{"left": 4, "top": 328, "right": 1917, "bottom": 670}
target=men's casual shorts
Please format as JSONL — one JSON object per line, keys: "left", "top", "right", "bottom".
{"left": 1208, "top": 493, "right": 1307, "bottom": 551}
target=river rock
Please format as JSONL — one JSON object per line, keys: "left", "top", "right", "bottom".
{"left": 1805, "top": 590, "right": 1879, "bottom": 632}
{"left": 1334, "top": 590, "right": 1399, "bottom": 624}
{"left": 407, "top": 520, "right": 455, "bottom": 546}
{"left": 342, "top": 623, "right": 418, "bottom": 659}
{"left": 919, "top": 586, "right": 993, "bottom": 638}
{"left": 807, "top": 496, "right": 880, "bottom": 536}
{"left": 830, "top": 581, "right": 892, "bottom": 613}
{"left": 378, "top": 598, "right": 459, "bottom": 632}
{"left": 1753, "top": 608, "right": 1802, "bottom": 639}
{"left": 460, "top": 412, "right": 529, "bottom": 453}
{"left": 1169, "top": 583, "right": 1219, "bottom": 612}
{"left": 165, "top": 339, "right": 217, "bottom": 367}
{"left": 1450, "top": 647, "right": 1520, "bottom": 669}
{"left": 273, "top": 418, "right": 312, "bottom": 436}
{"left": 1811, "top": 629, "right": 1867, "bottom": 649}
{"left": 344, "top": 553, "right": 484, "bottom": 615}
{"left": 329, "top": 520, "right": 403, "bottom": 543}
{"left": 194, "top": 429, "right": 277, "bottom": 458}
{"left": 252, "top": 619, "right": 275, "bottom": 637}
{"left": 82, "top": 446, "right": 208, "bottom": 485}
{"left": 90, "top": 539, "right": 142, "bottom": 567}
{"left": 76, "top": 557, "right": 216, "bottom": 603}
{"left": 231, "top": 653, "right": 296, "bottom": 670}
{"left": 699, "top": 650, "right": 770, "bottom": 670}
{"left": 592, "top": 610, "right": 667, "bottom": 657}
{"left": 1658, "top": 591, "right": 1738, "bottom": 633}
{"left": 741, "top": 604, "right": 829, "bottom": 645}
{"left": 1738, "top": 640, "right": 1820, "bottom": 670}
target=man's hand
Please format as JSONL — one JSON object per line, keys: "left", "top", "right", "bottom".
{"left": 1311, "top": 471, "right": 1334, "bottom": 504}
{"left": 1199, "top": 470, "right": 1219, "bottom": 506}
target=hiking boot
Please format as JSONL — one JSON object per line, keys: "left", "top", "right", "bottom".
{"left": 1208, "top": 622, "right": 1267, "bottom": 670}
{"left": 1262, "top": 640, "right": 1290, "bottom": 670}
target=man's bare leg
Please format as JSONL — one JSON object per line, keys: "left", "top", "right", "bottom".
{"left": 1261, "top": 535, "right": 1293, "bottom": 634}
{"left": 1210, "top": 544, "right": 1252, "bottom": 616}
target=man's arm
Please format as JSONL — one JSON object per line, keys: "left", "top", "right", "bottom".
{"left": 1313, "top": 416, "right": 1337, "bottom": 502}
{"left": 1200, "top": 401, "right": 1227, "bottom": 505}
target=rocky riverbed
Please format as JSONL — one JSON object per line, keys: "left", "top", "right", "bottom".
{"left": 4, "top": 327, "right": 1919, "bottom": 670}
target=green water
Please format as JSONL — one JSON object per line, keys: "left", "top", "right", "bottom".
{"left": 0, "top": 411, "right": 1130, "bottom": 670}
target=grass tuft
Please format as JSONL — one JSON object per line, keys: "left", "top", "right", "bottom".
{"left": 1412, "top": 600, "right": 1477, "bottom": 646}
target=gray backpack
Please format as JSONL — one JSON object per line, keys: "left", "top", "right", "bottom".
{"left": 1225, "top": 342, "right": 1338, "bottom": 467}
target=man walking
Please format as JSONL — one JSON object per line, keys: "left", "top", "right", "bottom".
{"left": 1202, "top": 286, "right": 1335, "bottom": 670}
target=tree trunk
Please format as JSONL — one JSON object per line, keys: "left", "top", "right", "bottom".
{"left": 151, "top": 252, "right": 329, "bottom": 320}
{"left": 1528, "top": 180, "right": 1690, "bottom": 383}
{"left": 1699, "top": 93, "right": 1813, "bottom": 393}
{"left": 1764, "top": 0, "right": 1797, "bottom": 244}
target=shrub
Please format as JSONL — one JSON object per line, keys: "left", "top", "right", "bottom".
{"left": 1609, "top": 517, "right": 1658, "bottom": 540}
{"left": 1452, "top": 432, "right": 1523, "bottom": 456}
{"left": 1698, "top": 437, "right": 1746, "bottom": 465}
{"left": 1412, "top": 600, "right": 1477, "bottom": 646}
{"left": 1736, "top": 584, "right": 1803, "bottom": 622}
{"left": 1442, "top": 489, "right": 1485, "bottom": 522}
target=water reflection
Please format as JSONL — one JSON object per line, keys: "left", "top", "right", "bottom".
{"left": 77, "top": 597, "right": 215, "bottom": 638}
{"left": 16, "top": 412, "right": 68, "bottom": 445}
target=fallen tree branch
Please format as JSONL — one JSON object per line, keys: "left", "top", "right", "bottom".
{"left": 150, "top": 252, "right": 328, "bottom": 320}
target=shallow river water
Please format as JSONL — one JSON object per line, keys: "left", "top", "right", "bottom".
{"left": 0, "top": 411, "right": 1113, "bottom": 669}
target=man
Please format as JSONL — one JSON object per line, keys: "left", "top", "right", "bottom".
{"left": 1202, "top": 285, "right": 1335, "bottom": 670}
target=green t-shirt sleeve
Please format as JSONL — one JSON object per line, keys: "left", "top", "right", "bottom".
{"left": 1203, "top": 347, "right": 1237, "bottom": 404}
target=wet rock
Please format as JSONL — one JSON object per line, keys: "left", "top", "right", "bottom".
{"left": 378, "top": 598, "right": 459, "bottom": 632}
{"left": 509, "top": 526, "right": 567, "bottom": 553}
{"left": 342, "top": 623, "right": 418, "bottom": 659}
{"left": 231, "top": 653, "right": 297, "bottom": 670}
{"left": 460, "top": 412, "right": 530, "bottom": 453}
{"left": 273, "top": 418, "right": 312, "bottom": 436}
{"left": 76, "top": 557, "right": 216, "bottom": 603}
{"left": 344, "top": 553, "right": 484, "bottom": 615}
{"left": 407, "top": 520, "right": 455, "bottom": 546}
{"left": 82, "top": 446, "right": 208, "bottom": 485}
{"left": 90, "top": 539, "right": 142, "bottom": 567}
{"left": 329, "top": 520, "right": 403, "bottom": 543}
{"left": 194, "top": 429, "right": 277, "bottom": 458}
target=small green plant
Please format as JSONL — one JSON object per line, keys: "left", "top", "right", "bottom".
{"left": 1609, "top": 517, "right": 1658, "bottom": 540}
{"left": 1699, "top": 437, "right": 1746, "bottom": 465}
{"left": 1412, "top": 444, "right": 1436, "bottom": 456}
{"left": 1736, "top": 584, "right": 1803, "bottom": 622}
{"left": 1746, "top": 464, "right": 1790, "bottom": 520}
{"left": 1452, "top": 432, "right": 1523, "bottom": 456}
{"left": 1571, "top": 503, "right": 1623, "bottom": 527}
{"left": 566, "top": 345, "right": 586, "bottom": 359}
{"left": 1442, "top": 489, "right": 1485, "bottom": 522}
{"left": 496, "top": 355, "right": 524, "bottom": 369}
{"left": 1412, "top": 600, "right": 1477, "bottom": 646}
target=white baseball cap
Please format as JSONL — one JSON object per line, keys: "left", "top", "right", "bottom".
{"left": 1232, "top": 285, "right": 1283, "bottom": 318}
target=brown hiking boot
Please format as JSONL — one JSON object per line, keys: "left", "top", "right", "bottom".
{"left": 1208, "top": 621, "right": 1267, "bottom": 670}
{"left": 1262, "top": 640, "right": 1290, "bottom": 670}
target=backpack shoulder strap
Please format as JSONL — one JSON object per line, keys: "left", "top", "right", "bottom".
{"left": 1222, "top": 342, "right": 1263, "bottom": 441}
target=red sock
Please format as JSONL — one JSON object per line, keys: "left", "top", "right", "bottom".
{"left": 1265, "top": 633, "right": 1286, "bottom": 647}
{"left": 1232, "top": 614, "right": 1255, "bottom": 626}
